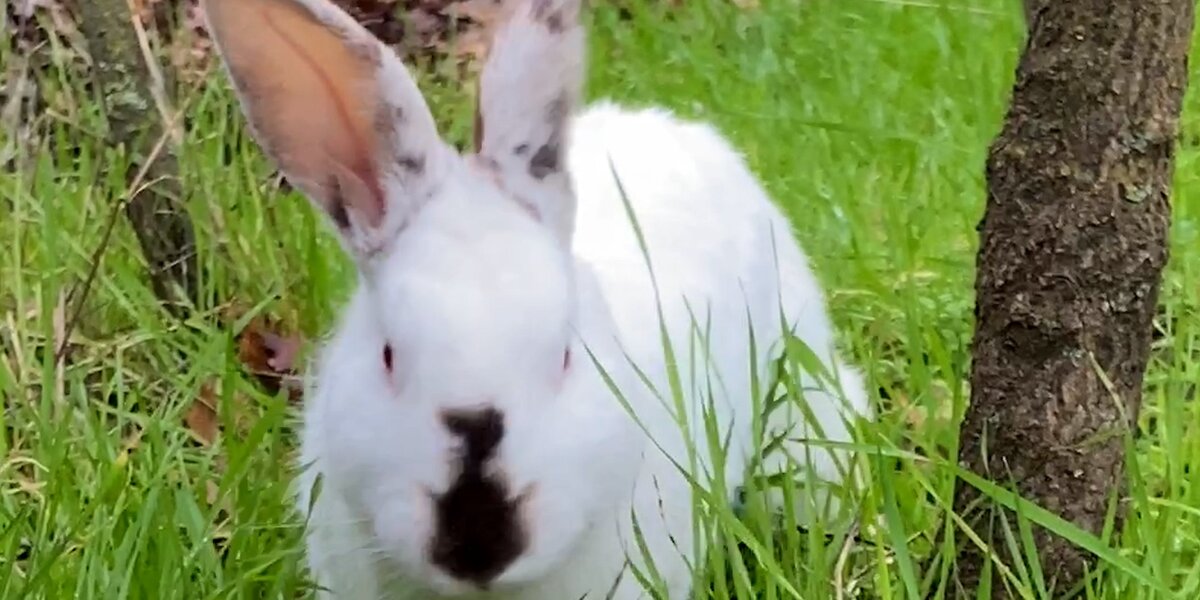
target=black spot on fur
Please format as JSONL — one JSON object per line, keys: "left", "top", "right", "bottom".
{"left": 429, "top": 408, "right": 527, "bottom": 587}
{"left": 530, "top": 0, "right": 569, "bottom": 33}
{"left": 544, "top": 10, "right": 564, "bottom": 33}
{"left": 531, "top": 0, "right": 552, "bottom": 20}
{"left": 514, "top": 143, "right": 530, "bottom": 156}
{"left": 397, "top": 154, "right": 426, "bottom": 175}
{"left": 528, "top": 143, "right": 560, "bottom": 180}
{"left": 441, "top": 408, "right": 504, "bottom": 464}
{"left": 547, "top": 94, "right": 569, "bottom": 123}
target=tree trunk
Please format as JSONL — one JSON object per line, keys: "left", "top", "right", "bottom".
{"left": 953, "top": 0, "right": 1193, "bottom": 595}
{"left": 78, "top": 0, "right": 200, "bottom": 314}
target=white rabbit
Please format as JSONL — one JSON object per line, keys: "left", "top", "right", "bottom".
{"left": 203, "top": 0, "right": 870, "bottom": 598}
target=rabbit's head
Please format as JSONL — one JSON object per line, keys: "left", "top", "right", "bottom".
{"left": 204, "top": 0, "right": 645, "bottom": 593}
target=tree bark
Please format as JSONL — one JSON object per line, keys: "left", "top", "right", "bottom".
{"left": 953, "top": 0, "right": 1193, "bottom": 595}
{"left": 78, "top": 0, "right": 200, "bottom": 314}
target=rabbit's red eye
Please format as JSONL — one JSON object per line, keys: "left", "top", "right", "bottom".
{"left": 383, "top": 344, "right": 394, "bottom": 372}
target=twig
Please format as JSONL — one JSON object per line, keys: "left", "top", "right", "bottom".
{"left": 834, "top": 519, "right": 862, "bottom": 600}
{"left": 55, "top": 124, "right": 175, "bottom": 364}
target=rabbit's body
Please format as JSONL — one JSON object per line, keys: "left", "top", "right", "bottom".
{"left": 296, "top": 102, "right": 865, "bottom": 599}
{"left": 204, "top": 0, "right": 867, "bottom": 598}
{"left": 569, "top": 102, "right": 862, "bottom": 495}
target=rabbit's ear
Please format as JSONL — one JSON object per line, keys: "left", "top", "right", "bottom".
{"left": 475, "top": 0, "right": 585, "bottom": 246}
{"left": 203, "top": 0, "right": 450, "bottom": 259}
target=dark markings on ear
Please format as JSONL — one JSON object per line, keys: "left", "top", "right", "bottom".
{"left": 375, "top": 101, "right": 406, "bottom": 135}
{"left": 327, "top": 177, "right": 351, "bottom": 229}
{"left": 530, "top": 0, "right": 567, "bottom": 33}
{"left": 371, "top": 103, "right": 426, "bottom": 179}
{"left": 429, "top": 407, "right": 528, "bottom": 587}
{"left": 547, "top": 93, "right": 569, "bottom": 123}
{"left": 528, "top": 142, "right": 560, "bottom": 180}
{"left": 397, "top": 154, "right": 426, "bottom": 176}
{"left": 528, "top": 93, "right": 570, "bottom": 179}
{"left": 544, "top": 9, "right": 565, "bottom": 33}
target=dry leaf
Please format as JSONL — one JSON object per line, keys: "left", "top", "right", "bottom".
{"left": 892, "top": 391, "right": 927, "bottom": 430}
{"left": 185, "top": 382, "right": 220, "bottom": 446}
{"left": 205, "top": 479, "right": 222, "bottom": 506}
{"left": 237, "top": 314, "right": 305, "bottom": 402}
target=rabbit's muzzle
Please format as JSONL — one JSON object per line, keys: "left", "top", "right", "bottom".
{"left": 428, "top": 406, "right": 535, "bottom": 588}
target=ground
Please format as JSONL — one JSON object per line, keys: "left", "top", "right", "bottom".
{"left": 2, "top": 0, "right": 1200, "bottom": 598}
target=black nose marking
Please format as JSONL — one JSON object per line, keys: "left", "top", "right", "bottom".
{"left": 429, "top": 407, "right": 528, "bottom": 586}
{"left": 441, "top": 407, "right": 504, "bottom": 466}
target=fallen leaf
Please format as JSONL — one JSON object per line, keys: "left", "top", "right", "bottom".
{"left": 237, "top": 314, "right": 306, "bottom": 402}
{"left": 185, "top": 382, "right": 220, "bottom": 446}
{"left": 205, "top": 479, "right": 222, "bottom": 506}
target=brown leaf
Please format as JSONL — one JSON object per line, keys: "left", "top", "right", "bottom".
{"left": 205, "top": 479, "right": 222, "bottom": 507}
{"left": 237, "top": 314, "right": 306, "bottom": 402}
{"left": 185, "top": 382, "right": 220, "bottom": 446}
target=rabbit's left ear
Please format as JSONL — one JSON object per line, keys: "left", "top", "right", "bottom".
{"left": 475, "top": 0, "right": 586, "bottom": 246}
{"left": 203, "top": 0, "right": 451, "bottom": 259}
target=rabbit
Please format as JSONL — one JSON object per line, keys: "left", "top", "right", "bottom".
{"left": 202, "top": 0, "right": 871, "bottom": 598}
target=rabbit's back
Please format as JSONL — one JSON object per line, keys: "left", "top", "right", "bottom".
{"left": 568, "top": 100, "right": 843, "bottom": 404}
{"left": 567, "top": 101, "right": 866, "bottom": 529}
{"left": 569, "top": 101, "right": 820, "bottom": 361}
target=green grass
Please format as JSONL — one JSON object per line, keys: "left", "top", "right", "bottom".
{"left": 3, "top": 0, "right": 1200, "bottom": 597}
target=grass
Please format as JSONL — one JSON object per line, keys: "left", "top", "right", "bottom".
{"left": 3, "top": 0, "right": 1200, "bottom": 597}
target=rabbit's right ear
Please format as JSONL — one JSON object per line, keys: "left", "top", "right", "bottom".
{"left": 475, "top": 0, "right": 586, "bottom": 246}
{"left": 202, "top": 0, "right": 450, "bottom": 260}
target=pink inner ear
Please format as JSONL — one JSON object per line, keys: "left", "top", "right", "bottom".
{"left": 219, "top": 0, "right": 392, "bottom": 230}
{"left": 330, "top": 158, "right": 387, "bottom": 228}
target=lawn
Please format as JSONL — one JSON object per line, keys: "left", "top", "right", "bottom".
{"left": 3, "top": 0, "right": 1200, "bottom": 598}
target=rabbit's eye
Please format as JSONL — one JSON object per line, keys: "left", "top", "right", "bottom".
{"left": 562, "top": 347, "right": 571, "bottom": 372}
{"left": 383, "top": 344, "right": 394, "bottom": 372}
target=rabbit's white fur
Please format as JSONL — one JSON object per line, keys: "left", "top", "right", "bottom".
{"left": 203, "top": 0, "right": 870, "bottom": 598}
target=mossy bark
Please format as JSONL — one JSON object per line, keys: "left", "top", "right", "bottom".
{"left": 78, "top": 0, "right": 199, "bottom": 314}
{"left": 953, "top": 0, "right": 1193, "bottom": 595}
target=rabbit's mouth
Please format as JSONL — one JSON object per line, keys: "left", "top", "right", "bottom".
{"left": 423, "top": 407, "right": 532, "bottom": 587}
{"left": 426, "top": 476, "right": 536, "bottom": 589}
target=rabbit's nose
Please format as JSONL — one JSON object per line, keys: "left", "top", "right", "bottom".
{"left": 427, "top": 407, "right": 528, "bottom": 587}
